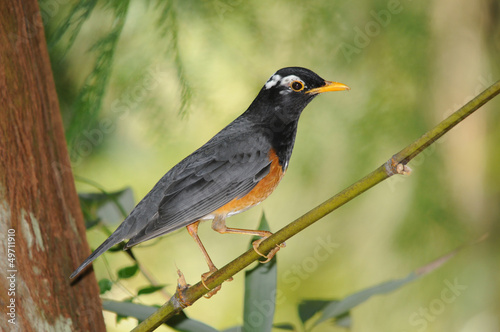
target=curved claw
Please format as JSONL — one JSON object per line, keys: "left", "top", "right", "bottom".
{"left": 201, "top": 270, "right": 220, "bottom": 298}
{"left": 252, "top": 238, "right": 286, "bottom": 263}
{"left": 200, "top": 270, "right": 233, "bottom": 299}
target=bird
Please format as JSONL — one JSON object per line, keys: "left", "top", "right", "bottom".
{"left": 70, "top": 67, "right": 349, "bottom": 293}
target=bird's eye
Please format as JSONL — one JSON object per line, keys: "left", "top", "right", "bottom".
{"left": 290, "top": 80, "right": 304, "bottom": 92}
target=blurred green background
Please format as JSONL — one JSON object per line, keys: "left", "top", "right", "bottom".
{"left": 41, "top": 0, "right": 500, "bottom": 331}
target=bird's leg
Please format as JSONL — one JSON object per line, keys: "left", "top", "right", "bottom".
{"left": 186, "top": 221, "right": 226, "bottom": 298}
{"left": 187, "top": 221, "right": 218, "bottom": 274}
{"left": 211, "top": 215, "right": 285, "bottom": 263}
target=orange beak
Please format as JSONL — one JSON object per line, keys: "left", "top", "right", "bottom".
{"left": 306, "top": 81, "right": 350, "bottom": 95}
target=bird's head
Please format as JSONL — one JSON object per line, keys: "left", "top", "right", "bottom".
{"left": 247, "top": 67, "right": 350, "bottom": 124}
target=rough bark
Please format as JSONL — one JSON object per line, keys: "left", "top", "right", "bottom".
{"left": 0, "top": 0, "right": 106, "bottom": 331}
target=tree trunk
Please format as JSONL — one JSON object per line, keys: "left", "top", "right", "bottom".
{"left": 0, "top": 1, "right": 106, "bottom": 331}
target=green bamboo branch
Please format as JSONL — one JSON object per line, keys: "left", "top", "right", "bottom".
{"left": 132, "top": 79, "right": 500, "bottom": 332}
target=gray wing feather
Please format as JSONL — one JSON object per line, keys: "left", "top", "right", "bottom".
{"left": 70, "top": 119, "right": 274, "bottom": 278}
{"left": 124, "top": 124, "right": 273, "bottom": 247}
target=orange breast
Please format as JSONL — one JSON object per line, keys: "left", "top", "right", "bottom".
{"left": 213, "top": 149, "right": 284, "bottom": 216}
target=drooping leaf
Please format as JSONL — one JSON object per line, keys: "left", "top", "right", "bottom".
{"left": 137, "top": 285, "right": 167, "bottom": 296}
{"left": 45, "top": 0, "right": 98, "bottom": 52}
{"left": 102, "top": 300, "right": 219, "bottom": 331}
{"left": 318, "top": 272, "right": 418, "bottom": 325}
{"left": 298, "top": 299, "right": 332, "bottom": 325}
{"left": 243, "top": 213, "right": 277, "bottom": 332}
{"left": 315, "top": 244, "right": 466, "bottom": 326}
{"left": 112, "top": 298, "right": 133, "bottom": 324}
{"left": 154, "top": 0, "right": 192, "bottom": 118}
{"left": 64, "top": 1, "right": 131, "bottom": 153}
{"left": 117, "top": 264, "right": 139, "bottom": 279}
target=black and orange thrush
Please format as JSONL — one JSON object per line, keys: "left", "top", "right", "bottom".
{"left": 70, "top": 67, "right": 349, "bottom": 292}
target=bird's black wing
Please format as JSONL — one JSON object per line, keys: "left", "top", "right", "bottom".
{"left": 125, "top": 123, "right": 274, "bottom": 247}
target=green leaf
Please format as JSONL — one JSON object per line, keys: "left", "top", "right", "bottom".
{"left": 222, "top": 327, "right": 242, "bottom": 332}
{"left": 298, "top": 299, "right": 332, "bottom": 325}
{"left": 78, "top": 186, "right": 135, "bottom": 228}
{"left": 315, "top": 245, "right": 464, "bottom": 326}
{"left": 243, "top": 213, "right": 277, "bottom": 332}
{"left": 64, "top": 1, "right": 130, "bottom": 152}
{"left": 113, "top": 298, "right": 133, "bottom": 324}
{"left": 154, "top": 0, "right": 193, "bottom": 118}
{"left": 317, "top": 272, "right": 418, "bottom": 325}
{"left": 102, "top": 300, "right": 219, "bottom": 331}
{"left": 334, "top": 313, "right": 351, "bottom": 328}
{"left": 116, "top": 313, "right": 128, "bottom": 324}
{"left": 46, "top": 0, "right": 98, "bottom": 51}
{"left": 107, "top": 242, "right": 126, "bottom": 252}
{"left": 103, "top": 300, "right": 150, "bottom": 322}
{"left": 273, "top": 323, "right": 296, "bottom": 330}
{"left": 117, "top": 264, "right": 139, "bottom": 279}
{"left": 137, "top": 285, "right": 166, "bottom": 296}
{"left": 166, "top": 312, "right": 221, "bottom": 332}
{"left": 98, "top": 278, "right": 113, "bottom": 294}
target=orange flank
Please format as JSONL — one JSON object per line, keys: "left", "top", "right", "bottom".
{"left": 213, "top": 149, "right": 284, "bottom": 215}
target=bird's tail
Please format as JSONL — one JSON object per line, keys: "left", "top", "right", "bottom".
{"left": 70, "top": 230, "right": 124, "bottom": 279}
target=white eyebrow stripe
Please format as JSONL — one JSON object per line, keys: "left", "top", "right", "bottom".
{"left": 280, "top": 75, "right": 304, "bottom": 88}
{"left": 265, "top": 74, "right": 282, "bottom": 89}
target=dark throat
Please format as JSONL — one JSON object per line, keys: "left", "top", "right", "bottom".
{"left": 265, "top": 117, "right": 299, "bottom": 171}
